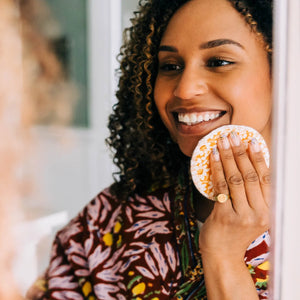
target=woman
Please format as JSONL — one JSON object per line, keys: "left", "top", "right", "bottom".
{"left": 28, "top": 0, "right": 272, "bottom": 299}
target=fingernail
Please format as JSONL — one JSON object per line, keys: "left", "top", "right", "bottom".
{"left": 230, "top": 131, "right": 240, "bottom": 146}
{"left": 220, "top": 134, "right": 230, "bottom": 149}
{"left": 212, "top": 146, "right": 220, "bottom": 161}
{"left": 250, "top": 138, "right": 260, "bottom": 152}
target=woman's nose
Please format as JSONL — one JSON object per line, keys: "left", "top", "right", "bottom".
{"left": 173, "top": 68, "right": 208, "bottom": 100}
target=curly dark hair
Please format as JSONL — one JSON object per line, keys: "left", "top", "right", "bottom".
{"left": 107, "top": 0, "right": 273, "bottom": 200}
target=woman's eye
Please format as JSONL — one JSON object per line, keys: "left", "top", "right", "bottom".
{"left": 159, "top": 63, "right": 182, "bottom": 72}
{"left": 206, "top": 57, "right": 234, "bottom": 68}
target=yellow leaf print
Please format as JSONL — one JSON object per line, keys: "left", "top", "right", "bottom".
{"left": 114, "top": 221, "right": 122, "bottom": 233}
{"left": 256, "top": 276, "right": 269, "bottom": 283}
{"left": 132, "top": 282, "right": 146, "bottom": 296}
{"left": 82, "top": 281, "right": 92, "bottom": 296}
{"left": 33, "top": 278, "right": 47, "bottom": 292}
{"left": 116, "top": 234, "right": 122, "bottom": 247}
{"left": 258, "top": 260, "right": 270, "bottom": 271}
{"left": 103, "top": 232, "right": 113, "bottom": 246}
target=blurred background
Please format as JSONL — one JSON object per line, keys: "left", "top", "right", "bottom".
{"left": 27, "top": 0, "right": 138, "bottom": 220}
{"left": 12, "top": 0, "right": 139, "bottom": 296}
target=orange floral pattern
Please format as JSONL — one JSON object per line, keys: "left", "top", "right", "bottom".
{"left": 191, "top": 125, "right": 270, "bottom": 199}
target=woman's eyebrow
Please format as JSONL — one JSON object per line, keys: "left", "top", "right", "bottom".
{"left": 200, "top": 39, "right": 244, "bottom": 49}
{"left": 158, "top": 45, "right": 178, "bottom": 52}
{"left": 158, "top": 39, "right": 244, "bottom": 53}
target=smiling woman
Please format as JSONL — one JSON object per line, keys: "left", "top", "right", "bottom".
{"left": 27, "top": 0, "right": 273, "bottom": 299}
{"left": 154, "top": 0, "right": 272, "bottom": 157}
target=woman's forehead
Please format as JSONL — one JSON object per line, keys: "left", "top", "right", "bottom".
{"left": 160, "top": 0, "right": 253, "bottom": 46}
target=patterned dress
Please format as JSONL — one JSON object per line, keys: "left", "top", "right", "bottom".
{"left": 27, "top": 185, "right": 270, "bottom": 300}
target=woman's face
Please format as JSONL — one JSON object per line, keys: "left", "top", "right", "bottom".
{"left": 154, "top": 0, "right": 272, "bottom": 157}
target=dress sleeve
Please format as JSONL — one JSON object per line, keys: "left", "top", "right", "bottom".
{"left": 244, "top": 231, "right": 270, "bottom": 300}
{"left": 26, "top": 189, "right": 119, "bottom": 300}
{"left": 26, "top": 217, "right": 96, "bottom": 300}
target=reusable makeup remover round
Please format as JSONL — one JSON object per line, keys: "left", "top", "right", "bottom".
{"left": 190, "top": 125, "right": 270, "bottom": 200}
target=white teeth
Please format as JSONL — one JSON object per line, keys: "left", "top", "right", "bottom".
{"left": 191, "top": 114, "right": 197, "bottom": 123}
{"left": 183, "top": 114, "right": 189, "bottom": 123}
{"left": 204, "top": 114, "right": 210, "bottom": 121}
{"left": 178, "top": 112, "right": 220, "bottom": 125}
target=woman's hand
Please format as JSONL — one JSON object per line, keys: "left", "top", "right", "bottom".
{"left": 199, "top": 131, "right": 270, "bottom": 258}
{"left": 198, "top": 131, "right": 271, "bottom": 299}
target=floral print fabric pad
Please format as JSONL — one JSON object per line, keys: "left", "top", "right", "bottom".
{"left": 190, "top": 125, "right": 270, "bottom": 200}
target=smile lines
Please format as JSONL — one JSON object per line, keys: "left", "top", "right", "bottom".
{"left": 178, "top": 112, "right": 222, "bottom": 125}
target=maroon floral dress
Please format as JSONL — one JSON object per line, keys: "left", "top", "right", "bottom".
{"left": 27, "top": 185, "right": 270, "bottom": 300}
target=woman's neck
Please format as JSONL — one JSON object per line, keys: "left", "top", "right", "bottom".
{"left": 192, "top": 184, "right": 215, "bottom": 223}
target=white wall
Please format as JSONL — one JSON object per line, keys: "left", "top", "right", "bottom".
{"left": 122, "top": 0, "right": 138, "bottom": 29}
{"left": 271, "top": 0, "right": 300, "bottom": 298}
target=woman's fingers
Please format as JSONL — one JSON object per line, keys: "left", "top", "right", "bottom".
{"left": 227, "top": 132, "right": 268, "bottom": 210}
{"left": 248, "top": 138, "right": 271, "bottom": 206}
{"left": 210, "top": 131, "right": 270, "bottom": 213}
{"left": 210, "top": 147, "right": 229, "bottom": 195}
{"left": 216, "top": 134, "right": 249, "bottom": 212}
{"left": 210, "top": 147, "right": 235, "bottom": 215}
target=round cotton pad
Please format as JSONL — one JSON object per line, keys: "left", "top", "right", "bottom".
{"left": 190, "top": 125, "right": 270, "bottom": 200}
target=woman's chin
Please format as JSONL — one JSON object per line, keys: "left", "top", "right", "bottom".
{"left": 178, "top": 142, "right": 198, "bottom": 158}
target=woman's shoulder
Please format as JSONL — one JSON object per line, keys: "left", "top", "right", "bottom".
{"left": 28, "top": 185, "right": 180, "bottom": 300}
{"left": 55, "top": 185, "right": 175, "bottom": 248}
{"left": 53, "top": 187, "right": 119, "bottom": 247}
